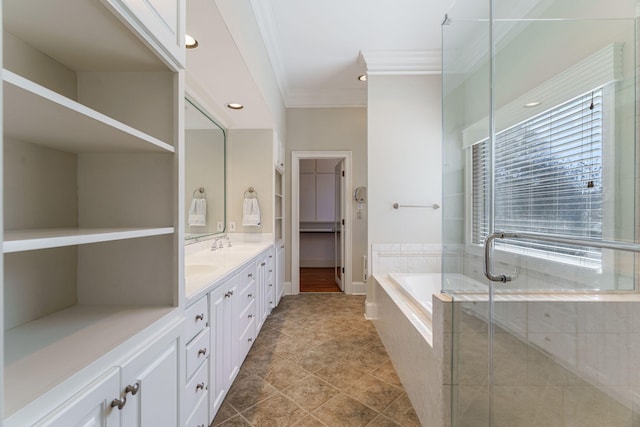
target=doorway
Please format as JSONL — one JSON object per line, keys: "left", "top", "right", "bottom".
{"left": 291, "top": 151, "right": 352, "bottom": 295}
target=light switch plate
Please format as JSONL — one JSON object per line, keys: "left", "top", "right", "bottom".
{"left": 217, "top": 221, "right": 223, "bottom": 231}
{"left": 229, "top": 221, "right": 236, "bottom": 231}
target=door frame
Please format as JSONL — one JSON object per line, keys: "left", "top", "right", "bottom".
{"left": 291, "top": 151, "right": 353, "bottom": 295}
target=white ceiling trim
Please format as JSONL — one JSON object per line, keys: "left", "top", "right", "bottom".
{"left": 359, "top": 50, "right": 442, "bottom": 75}
{"left": 248, "top": 0, "right": 288, "bottom": 103}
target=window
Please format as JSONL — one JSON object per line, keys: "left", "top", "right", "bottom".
{"left": 472, "top": 89, "right": 603, "bottom": 266}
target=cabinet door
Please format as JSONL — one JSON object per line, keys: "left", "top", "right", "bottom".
{"left": 120, "top": 325, "right": 181, "bottom": 426}
{"left": 104, "top": 0, "right": 185, "bottom": 67}
{"left": 35, "top": 368, "right": 121, "bottom": 427}
{"left": 275, "top": 245, "right": 285, "bottom": 307}
{"left": 209, "top": 280, "right": 237, "bottom": 419}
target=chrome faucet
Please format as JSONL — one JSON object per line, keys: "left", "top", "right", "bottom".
{"left": 224, "top": 235, "right": 232, "bottom": 247}
{"left": 210, "top": 237, "right": 223, "bottom": 251}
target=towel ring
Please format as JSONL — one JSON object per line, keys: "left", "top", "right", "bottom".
{"left": 193, "top": 187, "right": 206, "bottom": 199}
{"left": 243, "top": 187, "right": 258, "bottom": 199}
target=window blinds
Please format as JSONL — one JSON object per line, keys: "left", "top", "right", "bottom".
{"left": 472, "top": 89, "right": 603, "bottom": 264}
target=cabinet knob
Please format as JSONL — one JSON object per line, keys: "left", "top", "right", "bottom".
{"left": 230, "top": 290, "right": 234, "bottom": 296}
{"left": 261, "top": 262, "right": 266, "bottom": 266}
{"left": 248, "top": 338, "right": 253, "bottom": 342}
{"left": 269, "top": 284, "right": 273, "bottom": 287}
{"left": 248, "top": 273, "right": 253, "bottom": 278}
{"left": 248, "top": 293, "right": 253, "bottom": 298}
{"left": 248, "top": 314, "right": 253, "bottom": 318}
{"left": 196, "top": 382, "right": 205, "bottom": 392}
{"left": 195, "top": 313, "right": 205, "bottom": 321}
{"left": 269, "top": 255, "right": 273, "bottom": 258}
{"left": 198, "top": 348, "right": 207, "bottom": 357}
{"left": 111, "top": 396, "right": 127, "bottom": 410}
{"left": 125, "top": 382, "right": 140, "bottom": 396}
{"left": 269, "top": 270, "right": 273, "bottom": 273}
{"left": 224, "top": 292, "right": 231, "bottom": 298}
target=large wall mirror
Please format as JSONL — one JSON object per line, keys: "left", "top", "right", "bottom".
{"left": 185, "top": 97, "right": 226, "bottom": 243}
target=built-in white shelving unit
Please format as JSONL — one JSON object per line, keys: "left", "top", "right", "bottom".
{"left": 2, "top": 0, "right": 183, "bottom": 423}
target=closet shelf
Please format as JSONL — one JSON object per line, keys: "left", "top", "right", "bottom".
{"left": 3, "top": 70, "right": 175, "bottom": 154}
{"left": 3, "top": 227, "right": 174, "bottom": 253}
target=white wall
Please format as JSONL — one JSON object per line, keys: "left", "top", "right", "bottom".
{"left": 286, "top": 108, "right": 367, "bottom": 284}
{"left": 367, "top": 74, "right": 442, "bottom": 245}
{"left": 226, "top": 129, "right": 274, "bottom": 234}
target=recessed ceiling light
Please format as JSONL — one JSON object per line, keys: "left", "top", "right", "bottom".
{"left": 185, "top": 34, "right": 199, "bottom": 49}
{"left": 524, "top": 101, "right": 541, "bottom": 108}
{"left": 226, "top": 103, "right": 244, "bottom": 110}
{"left": 358, "top": 74, "right": 367, "bottom": 82}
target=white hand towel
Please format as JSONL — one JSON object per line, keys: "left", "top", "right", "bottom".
{"left": 188, "top": 198, "right": 207, "bottom": 226}
{"left": 242, "top": 198, "right": 261, "bottom": 227}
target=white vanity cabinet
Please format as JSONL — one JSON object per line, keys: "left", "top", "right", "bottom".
{"left": 33, "top": 320, "right": 182, "bottom": 427}
{"left": 2, "top": 0, "right": 183, "bottom": 424}
{"left": 256, "top": 249, "right": 275, "bottom": 334}
{"left": 182, "top": 296, "right": 209, "bottom": 427}
{"left": 275, "top": 243, "right": 285, "bottom": 307}
{"left": 34, "top": 369, "right": 122, "bottom": 427}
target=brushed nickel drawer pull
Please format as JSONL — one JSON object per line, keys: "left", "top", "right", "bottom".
{"left": 195, "top": 313, "right": 205, "bottom": 321}
{"left": 196, "top": 382, "right": 205, "bottom": 391}
{"left": 111, "top": 396, "right": 126, "bottom": 410}
{"left": 125, "top": 382, "right": 140, "bottom": 396}
{"left": 198, "top": 348, "right": 207, "bottom": 357}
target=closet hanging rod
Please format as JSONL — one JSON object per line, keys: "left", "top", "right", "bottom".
{"left": 393, "top": 203, "right": 440, "bottom": 210}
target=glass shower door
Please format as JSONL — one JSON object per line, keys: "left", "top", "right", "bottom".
{"left": 443, "top": 1, "right": 639, "bottom": 425}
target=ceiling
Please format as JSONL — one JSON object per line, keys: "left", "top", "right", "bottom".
{"left": 185, "top": 0, "right": 453, "bottom": 129}
{"left": 250, "top": 0, "right": 453, "bottom": 108}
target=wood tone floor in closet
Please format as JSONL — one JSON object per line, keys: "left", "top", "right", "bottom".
{"left": 300, "top": 268, "right": 341, "bottom": 292}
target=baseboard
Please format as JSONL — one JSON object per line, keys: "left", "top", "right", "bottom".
{"left": 364, "top": 298, "right": 377, "bottom": 320}
{"left": 300, "top": 260, "right": 335, "bottom": 268}
{"left": 351, "top": 281, "right": 367, "bottom": 295}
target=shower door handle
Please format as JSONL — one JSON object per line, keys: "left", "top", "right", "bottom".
{"left": 483, "top": 232, "right": 512, "bottom": 283}
{"left": 484, "top": 230, "right": 640, "bottom": 283}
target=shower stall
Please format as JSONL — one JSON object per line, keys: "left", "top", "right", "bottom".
{"left": 442, "top": 0, "right": 640, "bottom": 425}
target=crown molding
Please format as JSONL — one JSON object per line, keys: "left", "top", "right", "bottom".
{"left": 359, "top": 49, "right": 442, "bottom": 75}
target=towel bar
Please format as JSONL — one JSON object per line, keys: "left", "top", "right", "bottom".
{"left": 393, "top": 203, "right": 440, "bottom": 210}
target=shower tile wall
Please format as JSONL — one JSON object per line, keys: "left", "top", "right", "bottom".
{"left": 371, "top": 243, "right": 442, "bottom": 275}
{"left": 453, "top": 299, "right": 640, "bottom": 426}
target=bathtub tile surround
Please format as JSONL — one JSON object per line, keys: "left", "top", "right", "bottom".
{"left": 211, "top": 294, "right": 420, "bottom": 427}
{"left": 371, "top": 243, "right": 442, "bottom": 276}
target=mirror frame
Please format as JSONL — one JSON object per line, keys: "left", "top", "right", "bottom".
{"left": 184, "top": 95, "right": 226, "bottom": 244}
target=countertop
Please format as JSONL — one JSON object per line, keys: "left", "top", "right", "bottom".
{"left": 184, "top": 233, "right": 274, "bottom": 303}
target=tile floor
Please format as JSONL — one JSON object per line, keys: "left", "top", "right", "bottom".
{"left": 211, "top": 294, "right": 421, "bottom": 427}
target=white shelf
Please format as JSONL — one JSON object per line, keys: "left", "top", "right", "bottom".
{"left": 4, "top": 305, "right": 176, "bottom": 416}
{"left": 4, "top": 227, "right": 174, "bottom": 253}
{"left": 3, "top": 71, "right": 175, "bottom": 154}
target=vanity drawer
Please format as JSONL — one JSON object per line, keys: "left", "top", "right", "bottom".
{"left": 238, "top": 317, "right": 256, "bottom": 363}
{"left": 186, "top": 395, "right": 208, "bottom": 427}
{"left": 238, "top": 264, "right": 257, "bottom": 293}
{"left": 185, "top": 361, "right": 208, "bottom": 424}
{"left": 238, "top": 277, "right": 256, "bottom": 303}
{"left": 186, "top": 327, "right": 210, "bottom": 380}
{"left": 238, "top": 298, "right": 256, "bottom": 335}
{"left": 185, "top": 296, "right": 208, "bottom": 343}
